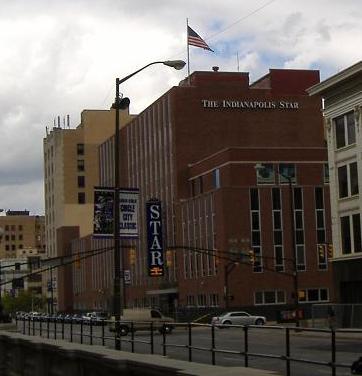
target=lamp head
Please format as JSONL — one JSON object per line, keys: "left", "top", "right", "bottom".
{"left": 163, "top": 60, "right": 186, "bottom": 70}
{"left": 254, "top": 163, "right": 264, "bottom": 172}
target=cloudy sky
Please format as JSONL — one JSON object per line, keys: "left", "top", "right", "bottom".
{"left": 0, "top": 0, "right": 360, "bottom": 215}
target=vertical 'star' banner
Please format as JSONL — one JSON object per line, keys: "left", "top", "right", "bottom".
{"left": 146, "top": 199, "right": 164, "bottom": 277}
{"left": 93, "top": 187, "right": 114, "bottom": 237}
{"left": 119, "top": 189, "right": 139, "bottom": 239}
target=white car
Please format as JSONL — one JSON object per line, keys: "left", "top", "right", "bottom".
{"left": 211, "top": 311, "right": 266, "bottom": 326}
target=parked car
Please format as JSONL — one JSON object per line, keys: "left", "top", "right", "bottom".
{"left": 211, "top": 311, "right": 266, "bottom": 327}
{"left": 71, "top": 314, "right": 83, "bottom": 324}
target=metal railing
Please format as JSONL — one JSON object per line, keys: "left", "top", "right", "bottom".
{"left": 15, "top": 317, "right": 359, "bottom": 376}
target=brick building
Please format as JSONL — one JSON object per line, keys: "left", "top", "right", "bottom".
{"left": 72, "top": 68, "right": 334, "bottom": 319}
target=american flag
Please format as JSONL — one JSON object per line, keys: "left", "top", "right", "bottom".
{"left": 187, "top": 26, "right": 213, "bottom": 52}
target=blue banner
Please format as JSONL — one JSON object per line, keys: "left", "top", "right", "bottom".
{"left": 146, "top": 199, "right": 164, "bottom": 277}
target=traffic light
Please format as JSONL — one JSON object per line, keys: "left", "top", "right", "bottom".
{"left": 129, "top": 248, "right": 136, "bottom": 265}
{"left": 74, "top": 253, "right": 81, "bottom": 269}
{"left": 166, "top": 250, "right": 172, "bottom": 267}
{"left": 318, "top": 244, "right": 324, "bottom": 258}
{"left": 327, "top": 244, "right": 333, "bottom": 259}
{"left": 248, "top": 250, "right": 255, "bottom": 264}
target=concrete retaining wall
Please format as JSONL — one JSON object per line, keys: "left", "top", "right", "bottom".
{"left": 0, "top": 330, "right": 279, "bottom": 376}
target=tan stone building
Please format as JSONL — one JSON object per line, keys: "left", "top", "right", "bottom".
{"left": 0, "top": 210, "right": 45, "bottom": 259}
{"left": 43, "top": 109, "right": 133, "bottom": 312}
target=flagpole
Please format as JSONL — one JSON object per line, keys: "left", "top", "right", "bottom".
{"left": 186, "top": 18, "right": 191, "bottom": 79}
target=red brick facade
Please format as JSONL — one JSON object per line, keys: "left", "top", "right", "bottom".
{"left": 67, "top": 68, "right": 333, "bottom": 317}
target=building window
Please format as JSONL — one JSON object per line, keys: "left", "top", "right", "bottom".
{"left": 299, "top": 288, "right": 329, "bottom": 303}
{"left": 5, "top": 225, "right": 9, "bottom": 231}
{"left": 324, "top": 163, "right": 330, "bottom": 184}
{"left": 197, "top": 294, "right": 207, "bottom": 307}
{"left": 334, "top": 111, "right": 355, "bottom": 149}
{"left": 294, "top": 188, "right": 305, "bottom": 271}
{"left": 272, "top": 188, "right": 284, "bottom": 272}
{"left": 340, "top": 214, "right": 361, "bottom": 255}
{"left": 250, "top": 188, "right": 262, "bottom": 272}
{"left": 78, "top": 175, "right": 85, "bottom": 188}
{"left": 5, "top": 245, "right": 9, "bottom": 251}
{"left": 18, "top": 234, "right": 23, "bottom": 241}
{"left": 191, "top": 176, "right": 203, "bottom": 196}
{"left": 315, "top": 187, "right": 327, "bottom": 270}
{"left": 187, "top": 295, "right": 195, "bottom": 306}
{"left": 18, "top": 225, "right": 23, "bottom": 231}
{"left": 212, "top": 169, "right": 220, "bottom": 189}
{"left": 77, "top": 143, "right": 85, "bottom": 155}
{"left": 78, "top": 192, "right": 86, "bottom": 204}
{"left": 279, "top": 164, "right": 296, "bottom": 184}
{"left": 209, "top": 293, "right": 219, "bottom": 307}
{"left": 5, "top": 235, "right": 9, "bottom": 241}
{"left": 254, "top": 290, "right": 286, "bottom": 305}
{"left": 256, "top": 163, "right": 275, "bottom": 184}
{"left": 338, "top": 162, "right": 359, "bottom": 198}
{"left": 77, "top": 159, "right": 85, "bottom": 172}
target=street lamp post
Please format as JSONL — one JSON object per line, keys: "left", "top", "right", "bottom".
{"left": 255, "top": 164, "right": 300, "bottom": 327}
{"left": 112, "top": 60, "right": 185, "bottom": 349}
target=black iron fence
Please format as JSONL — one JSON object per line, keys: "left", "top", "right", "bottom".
{"left": 15, "top": 317, "right": 358, "bottom": 376}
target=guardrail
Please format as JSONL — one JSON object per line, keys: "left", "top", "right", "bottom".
{"left": 15, "top": 317, "right": 359, "bottom": 376}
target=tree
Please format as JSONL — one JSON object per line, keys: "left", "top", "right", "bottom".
{"left": 2, "top": 291, "right": 46, "bottom": 314}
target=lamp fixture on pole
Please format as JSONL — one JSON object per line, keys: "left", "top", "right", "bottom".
{"left": 112, "top": 59, "right": 185, "bottom": 350}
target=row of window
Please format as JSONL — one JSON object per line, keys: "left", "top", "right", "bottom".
{"left": 249, "top": 187, "right": 329, "bottom": 272}
{"left": 3, "top": 225, "right": 23, "bottom": 231}
{"left": 190, "top": 163, "right": 329, "bottom": 197}
{"left": 3, "top": 234, "right": 23, "bottom": 241}
{"left": 184, "top": 288, "right": 329, "bottom": 307}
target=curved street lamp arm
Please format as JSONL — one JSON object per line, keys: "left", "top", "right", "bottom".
{"left": 118, "top": 61, "right": 164, "bottom": 85}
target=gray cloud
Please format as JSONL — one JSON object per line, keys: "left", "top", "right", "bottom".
{"left": 0, "top": 0, "right": 361, "bottom": 214}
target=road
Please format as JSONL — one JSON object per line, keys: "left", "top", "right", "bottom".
{"left": 16, "top": 320, "right": 362, "bottom": 376}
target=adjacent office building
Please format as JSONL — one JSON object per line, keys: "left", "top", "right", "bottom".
{"left": 308, "top": 61, "right": 362, "bottom": 303}
{"left": 43, "top": 109, "right": 133, "bottom": 311}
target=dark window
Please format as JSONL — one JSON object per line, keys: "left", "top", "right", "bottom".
{"left": 250, "top": 189, "right": 259, "bottom": 210}
{"left": 272, "top": 188, "right": 281, "bottom": 210}
{"left": 78, "top": 192, "right": 86, "bottom": 204}
{"left": 273, "top": 211, "right": 281, "bottom": 229}
{"left": 77, "top": 159, "right": 85, "bottom": 172}
{"left": 78, "top": 175, "right": 85, "bottom": 188}
{"left": 353, "top": 214, "right": 361, "bottom": 253}
{"left": 308, "top": 289, "right": 319, "bottom": 302}
{"left": 296, "top": 230, "right": 304, "bottom": 244}
{"left": 324, "top": 163, "right": 330, "bottom": 184}
{"left": 341, "top": 216, "right": 351, "bottom": 254}
{"left": 316, "top": 211, "right": 325, "bottom": 228}
{"left": 347, "top": 112, "right": 356, "bottom": 145}
{"left": 18, "top": 225, "right": 23, "bottom": 231}
{"left": 252, "top": 212, "right": 260, "bottom": 230}
{"left": 274, "top": 231, "right": 282, "bottom": 245}
{"left": 317, "top": 230, "right": 326, "bottom": 244}
{"left": 212, "top": 169, "right": 220, "bottom": 189}
{"left": 315, "top": 188, "right": 324, "bottom": 209}
{"left": 77, "top": 143, "right": 85, "bottom": 155}
{"left": 11, "top": 245, "right": 15, "bottom": 250}
{"left": 19, "top": 244, "right": 23, "bottom": 249}
{"left": 252, "top": 232, "right": 260, "bottom": 246}
{"left": 293, "top": 188, "right": 303, "bottom": 210}
{"left": 5, "top": 225, "right": 9, "bottom": 231}
{"left": 320, "top": 289, "right": 328, "bottom": 301}
{"left": 335, "top": 116, "right": 346, "bottom": 148}
{"left": 295, "top": 211, "right": 303, "bottom": 229}
{"left": 350, "top": 162, "right": 359, "bottom": 195}
{"left": 5, "top": 245, "right": 9, "bottom": 251}
{"left": 11, "top": 235, "right": 15, "bottom": 241}
{"left": 18, "top": 234, "right": 23, "bottom": 241}
{"left": 5, "top": 235, "right": 9, "bottom": 241}
{"left": 338, "top": 165, "right": 348, "bottom": 198}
